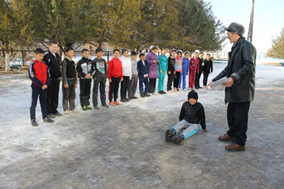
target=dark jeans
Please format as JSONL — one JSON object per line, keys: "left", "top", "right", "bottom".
{"left": 121, "top": 76, "right": 130, "bottom": 100}
{"left": 128, "top": 76, "right": 138, "bottom": 98}
{"left": 203, "top": 72, "right": 210, "bottom": 86}
{"left": 93, "top": 76, "right": 106, "bottom": 106}
{"left": 46, "top": 78, "right": 60, "bottom": 114}
{"left": 195, "top": 73, "right": 201, "bottom": 88}
{"left": 79, "top": 79, "right": 91, "bottom": 107}
{"left": 139, "top": 76, "right": 149, "bottom": 94}
{"left": 62, "top": 79, "right": 76, "bottom": 111}
{"left": 149, "top": 78, "right": 157, "bottom": 93}
{"left": 227, "top": 102, "right": 251, "bottom": 146}
{"left": 30, "top": 83, "right": 48, "bottom": 120}
{"left": 167, "top": 73, "right": 174, "bottom": 91}
{"left": 174, "top": 72, "right": 181, "bottom": 89}
{"left": 109, "top": 76, "right": 120, "bottom": 102}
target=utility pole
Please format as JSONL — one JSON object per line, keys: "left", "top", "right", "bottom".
{"left": 247, "top": 0, "right": 255, "bottom": 42}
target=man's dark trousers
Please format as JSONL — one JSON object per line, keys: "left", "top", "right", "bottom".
{"left": 227, "top": 102, "right": 251, "bottom": 146}
{"left": 139, "top": 77, "right": 149, "bottom": 94}
{"left": 30, "top": 83, "right": 48, "bottom": 120}
{"left": 195, "top": 73, "right": 201, "bottom": 88}
{"left": 121, "top": 76, "right": 129, "bottom": 100}
{"left": 93, "top": 77, "right": 107, "bottom": 106}
{"left": 47, "top": 78, "right": 60, "bottom": 114}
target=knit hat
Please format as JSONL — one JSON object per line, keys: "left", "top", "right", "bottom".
{"left": 172, "top": 48, "right": 176, "bottom": 52}
{"left": 188, "top": 90, "right": 198, "bottom": 101}
{"left": 122, "top": 48, "right": 128, "bottom": 54}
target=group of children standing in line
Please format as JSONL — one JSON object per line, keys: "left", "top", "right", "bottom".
{"left": 29, "top": 42, "right": 213, "bottom": 132}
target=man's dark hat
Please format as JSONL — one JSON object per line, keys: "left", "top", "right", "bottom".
{"left": 225, "top": 22, "right": 245, "bottom": 36}
{"left": 122, "top": 48, "right": 128, "bottom": 54}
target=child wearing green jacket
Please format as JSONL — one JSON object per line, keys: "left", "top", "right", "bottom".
{"left": 158, "top": 49, "right": 168, "bottom": 94}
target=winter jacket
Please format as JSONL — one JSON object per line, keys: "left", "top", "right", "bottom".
{"left": 179, "top": 101, "right": 206, "bottom": 130}
{"left": 107, "top": 58, "right": 123, "bottom": 80}
{"left": 120, "top": 56, "right": 132, "bottom": 79}
{"left": 182, "top": 57, "right": 189, "bottom": 75}
{"left": 137, "top": 60, "right": 149, "bottom": 79}
{"left": 43, "top": 50, "right": 61, "bottom": 78}
{"left": 29, "top": 60, "right": 50, "bottom": 87}
{"left": 212, "top": 37, "right": 256, "bottom": 103}
{"left": 190, "top": 57, "right": 199, "bottom": 74}
{"left": 158, "top": 54, "right": 168, "bottom": 71}
{"left": 76, "top": 57, "right": 93, "bottom": 79}
{"left": 168, "top": 56, "right": 175, "bottom": 73}
{"left": 61, "top": 58, "right": 77, "bottom": 84}
{"left": 203, "top": 59, "right": 213, "bottom": 73}
{"left": 145, "top": 51, "right": 159, "bottom": 79}
{"left": 90, "top": 58, "right": 107, "bottom": 78}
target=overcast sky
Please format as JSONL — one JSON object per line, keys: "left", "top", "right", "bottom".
{"left": 208, "top": 0, "right": 284, "bottom": 53}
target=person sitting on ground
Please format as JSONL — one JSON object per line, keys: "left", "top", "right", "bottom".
{"left": 165, "top": 90, "right": 209, "bottom": 143}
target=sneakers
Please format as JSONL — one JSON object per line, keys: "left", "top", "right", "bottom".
{"left": 48, "top": 114, "right": 55, "bottom": 118}
{"left": 109, "top": 101, "right": 115, "bottom": 106}
{"left": 114, "top": 101, "right": 120, "bottom": 105}
{"left": 158, "top": 91, "right": 163, "bottom": 94}
{"left": 70, "top": 109, "right": 78, "bottom": 113}
{"left": 165, "top": 129, "right": 176, "bottom": 142}
{"left": 31, "top": 119, "right": 38, "bottom": 127}
{"left": 64, "top": 111, "right": 69, "bottom": 115}
{"left": 86, "top": 105, "right": 92, "bottom": 110}
{"left": 121, "top": 99, "right": 128, "bottom": 103}
{"left": 54, "top": 112, "right": 63, "bottom": 116}
{"left": 82, "top": 106, "right": 88, "bottom": 111}
{"left": 102, "top": 104, "right": 109, "bottom": 108}
{"left": 170, "top": 134, "right": 185, "bottom": 143}
{"left": 43, "top": 117, "right": 54, "bottom": 123}
{"left": 145, "top": 93, "right": 151, "bottom": 97}
{"left": 132, "top": 96, "right": 138, "bottom": 99}
{"left": 140, "top": 93, "right": 145, "bottom": 98}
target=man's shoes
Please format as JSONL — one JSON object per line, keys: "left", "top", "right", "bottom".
{"left": 86, "top": 105, "right": 92, "bottom": 110}
{"left": 109, "top": 101, "right": 115, "bottom": 106}
{"left": 121, "top": 99, "right": 127, "bottom": 103}
{"left": 165, "top": 129, "right": 176, "bottom": 142}
{"left": 126, "top": 98, "right": 130, "bottom": 102}
{"left": 102, "top": 104, "right": 109, "bottom": 108}
{"left": 225, "top": 142, "right": 245, "bottom": 151}
{"left": 48, "top": 114, "right": 55, "bottom": 118}
{"left": 43, "top": 117, "right": 54, "bottom": 123}
{"left": 114, "top": 101, "right": 120, "bottom": 105}
{"left": 94, "top": 106, "right": 100, "bottom": 110}
{"left": 129, "top": 97, "right": 133, "bottom": 100}
{"left": 170, "top": 134, "right": 185, "bottom": 143}
{"left": 64, "top": 111, "right": 69, "bottom": 115}
{"left": 132, "top": 96, "right": 138, "bottom": 99}
{"left": 54, "top": 112, "right": 63, "bottom": 116}
{"left": 82, "top": 106, "right": 88, "bottom": 111}
{"left": 31, "top": 119, "right": 38, "bottom": 127}
{"left": 141, "top": 93, "right": 145, "bottom": 98}
{"left": 218, "top": 134, "right": 236, "bottom": 142}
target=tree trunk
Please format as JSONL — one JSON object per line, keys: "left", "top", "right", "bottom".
{"left": 21, "top": 50, "right": 26, "bottom": 66}
{"left": 5, "top": 40, "right": 10, "bottom": 71}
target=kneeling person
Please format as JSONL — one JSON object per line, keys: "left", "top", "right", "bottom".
{"left": 165, "top": 90, "right": 208, "bottom": 143}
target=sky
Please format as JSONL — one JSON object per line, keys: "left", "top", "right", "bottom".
{"left": 207, "top": 0, "right": 284, "bottom": 53}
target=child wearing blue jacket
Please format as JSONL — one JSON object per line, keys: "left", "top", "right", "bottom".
{"left": 179, "top": 52, "right": 190, "bottom": 90}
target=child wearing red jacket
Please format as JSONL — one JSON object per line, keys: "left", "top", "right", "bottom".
{"left": 108, "top": 49, "right": 123, "bottom": 106}
{"left": 29, "top": 48, "right": 54, "bottom": 126}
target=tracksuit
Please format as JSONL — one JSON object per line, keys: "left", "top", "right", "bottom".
{"left": 61, "top": 58, "right": 77, "bottom": 111}
{"left": 29, "top": 60, "right": 50, "bottom": 120}
{"left": 76, "top": 57, "right": 93, "bottom": 107}
{"left": 167, "top": 56, "right": 175, "bottom": 91}
{"left": 174, "top": 57, "right": 182, "bottom": 89}
{"left": 158, "top": 54, "right": 168, "bottom": 92}
{"left": 188, "top": 57, "right": 199, "bottom": 88}
{"left": 90, "top": 58, "right": 108, "bottom": 107}
{"left": 43, "top": 51, "right": 61, "bottom": 115}
{"left": 195, "top": 57, "right": 203, "bottom": 88}
{"left": 108, "top": 58, "right": 123, "bottom": 102}
{"left": 179, "top": 57, "right": 189, "bottom": 90}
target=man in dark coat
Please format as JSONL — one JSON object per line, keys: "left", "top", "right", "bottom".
{"left": 210, "top": 22, "right": 256, "bottom": 151}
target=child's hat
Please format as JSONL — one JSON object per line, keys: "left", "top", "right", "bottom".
{"left": 122, "top": 48, "right": 128, "bottom": 54}
{"left": 172, "top": 48, "right": 176, "bottom": 52}
{"left": 188, "top": 90, "right": 198, "bottom": 100}
{"left": 149, "top": 45, "right": 154, "bottom": 50}
{"left": 177, "top": 50, "right": 182, "bottom": 54}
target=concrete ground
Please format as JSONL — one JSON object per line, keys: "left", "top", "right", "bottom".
{"left": 0, "top": 64, "right": 283, "bottom": 189}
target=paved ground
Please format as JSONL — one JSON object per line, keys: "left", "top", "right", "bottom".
{"left": 0, "top": 64, "right": 283, "bottom": 189}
